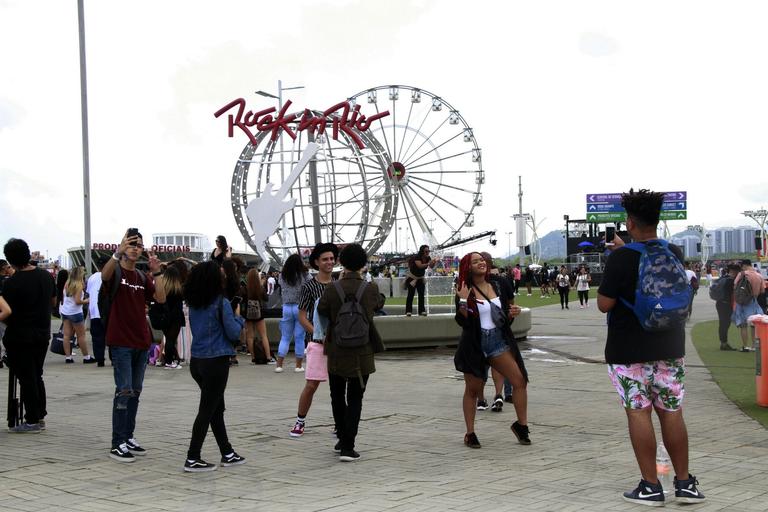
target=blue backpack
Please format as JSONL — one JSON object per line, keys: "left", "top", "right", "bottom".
{"left": 619, "top": 240, "right": 691, "bottom": 331}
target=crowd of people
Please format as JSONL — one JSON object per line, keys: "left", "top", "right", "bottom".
{"left": 1, "top": 188, "right": 713, "bottom": 505}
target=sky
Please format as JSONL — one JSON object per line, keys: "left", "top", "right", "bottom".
{"left": 2, "top": 0, "right": 768, "bottom": 263}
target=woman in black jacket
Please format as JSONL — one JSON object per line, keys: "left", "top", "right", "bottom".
{"left": 454, "top": 252, "right": 530, "bottom": 448}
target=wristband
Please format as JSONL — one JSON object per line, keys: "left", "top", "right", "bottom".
{"left": 112, "top": 253, "right": 121, "bottom": 261}
{"left": 459, "top": 298, "right": 468, "bottom": 304}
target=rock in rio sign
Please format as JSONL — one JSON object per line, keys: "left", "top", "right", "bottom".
{"left": 213, "top": 98, "right": 389, "bottom": 149}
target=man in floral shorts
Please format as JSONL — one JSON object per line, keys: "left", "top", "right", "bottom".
{"left": 598, "top": 189, "right": 705, "bottom": 506}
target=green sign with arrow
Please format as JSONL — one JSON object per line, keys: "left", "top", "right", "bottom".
{"left": 586, "top": 211, "right": 687, "bottom": 222}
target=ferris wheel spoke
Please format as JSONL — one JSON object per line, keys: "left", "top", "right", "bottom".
{"left": 399, "top": 103, "right": 432, "bottom": 167}
{"left": 399, "top": 188, "right": 438, "bottom": 248}
{"left": 336, "top": 181, "right": 386, "bottom": 232}
{"left": 373, "top": 103, "right": 392, "bottom": 164}
{"left": 407, "top": 175, "right": 476, "bottom": 194}
{"left": 403, "top": 182, "right": 459, "bottom": 233}
{"left": 401, "top": 116, "right": 449, "bottom": 167}
{"left": 407, "top": 170, "right": 477, "bottom": 174}
{"left": 408, "top": 179, "right": 469, "bottom": 216}
{"left": 392, "top": 98, "right": 397, "bottom": 165}
{"left": 406, "top": 149, "right": 475, "bottom": 172}
{"left": 401, "top": 130, "right": 463, "bottom": 168}
{"left": 396, "top": 101, "right": 415, "bottom": 163}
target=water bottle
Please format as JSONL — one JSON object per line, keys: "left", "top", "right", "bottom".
{"left": 656, "top": 441, "right": 673, "bottom": 496}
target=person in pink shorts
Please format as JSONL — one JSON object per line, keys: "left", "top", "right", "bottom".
{"left": 289, "top": 243, "right": 338, "bottom": 438}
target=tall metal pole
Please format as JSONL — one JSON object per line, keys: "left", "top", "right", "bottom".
{"left": 517, "top": 176, "right": 525, "bottom": 266}
{"left": 307, "top": 131, "right": 322, "bottom": 245}
{"left": 278, "top": 80, "right": 288, "bottom": 259}
{"left": 77, "top": 0, "right": 92, "bottom": 275}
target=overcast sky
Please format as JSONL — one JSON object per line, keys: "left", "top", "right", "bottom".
{"left": 2, "top": 0, "right": 768, "bottom": 262}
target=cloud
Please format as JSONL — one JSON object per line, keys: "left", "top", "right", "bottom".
{"left": 739, "top": 183, "right": 768, "bottom": 206}
{"left": 0, "top": 99, "right": 23, "bottom": 130}
{"left": 579, "top": 32, "right": 619, "bottom": 57}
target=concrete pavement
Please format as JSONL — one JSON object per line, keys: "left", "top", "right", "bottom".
{"left": 0, "top": 292, "right": 766, "bottom": 511}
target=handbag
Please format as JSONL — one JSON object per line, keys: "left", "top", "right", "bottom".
{"left": 474, "top": 285, "right": 507, "bottom": 328}
{"left": 246, "top": 299, "right": 262, "bottom": 320}
{"left": 50, "top": 323, "right": 76, "bottom": 355}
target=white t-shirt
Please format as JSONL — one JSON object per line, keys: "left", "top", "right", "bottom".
{"left": 575, "top": 274, "right": 590, "bottom": 291}
{"left": 476, "top": 297, "right": 501, "bottom": 330}
{"left": 556, "top": 273, "right": 570, "bottom": 288}
{"left": 87, "top": 272, "right": 103, "bottom": 318}
{"left": 60, "top": 291, "right": 84, "bottom": 316}
{"left": 267, "top": 276, "right": 276, "bottom": 295}
{"left": 685, "top": 269, "right": 696, "bottom": 283}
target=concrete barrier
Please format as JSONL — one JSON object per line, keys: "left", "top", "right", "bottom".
{"left": 260, "top": 308, "right": 532, "bottom": 350}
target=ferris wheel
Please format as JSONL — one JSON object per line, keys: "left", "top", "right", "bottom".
{"left": 347, "top": 85, "right": 484, "bottom": 252}
{"left": 230, "top": 115, "right": 396, "bottom": 265}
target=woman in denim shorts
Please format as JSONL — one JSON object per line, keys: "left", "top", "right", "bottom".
{"left": 60, "top": 266, "right": 94, "bottom": 363}
{"left": 454, "top": 252, "right": 530, "bottom": 448}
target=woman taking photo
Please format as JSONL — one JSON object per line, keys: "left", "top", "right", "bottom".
{"left": 159, "top": 266, "right": 185, "bottom": 369}
{"left": 454, "top": 252, "right": 530, "bottom": 448}
{"left": 575, "top": 266, "right": 592, "bottom": 309}
{"left": 405, "top": 245, "right": 437, "bottom": 316}
{"left": 245, "top": 268, "right": 273, "bottom": 364}
{"left": 275, "top": 254, "right": 310, "bottom": 373}
{"left": 182, "top": 261, "right": 246, "bottom": 472}
{"left": 60, "top": 266, "right": 95, "bottom": 364}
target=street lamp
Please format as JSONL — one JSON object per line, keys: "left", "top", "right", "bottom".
{"left": 255, "top": 81, "right": 306, "bottom": 259}
{"left": 742, "top": 209, "right": 768, "bottom": 259}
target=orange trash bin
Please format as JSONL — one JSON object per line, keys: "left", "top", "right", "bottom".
{"left": 753, "top": 319, "right": 768, "bottom": 407}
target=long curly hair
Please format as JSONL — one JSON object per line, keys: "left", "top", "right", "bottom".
{"left": 184, "top": 260, "right": 223, "bottom": 309}
{"left": 281, "top": 253, "right": 307, "bottom": 286}
{"left": 458, "top": 252, "right": 489, "bottom": 316}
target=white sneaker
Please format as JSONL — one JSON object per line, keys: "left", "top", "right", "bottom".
{"left": 274, "top": 366, "right": 284, "bottom": 373}
{"left": 294, "top": 367, "right": 305, "bottom": 373}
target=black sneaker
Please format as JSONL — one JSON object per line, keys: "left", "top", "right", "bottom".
{"left": 504, "top": 395, "right": 514, "bottom": 404}
{"left": 125, "top": 438, "right": 146, "bottom": 456}
{"left": 184, "top": 459, "right": 217, "bottom": 472}
{"left": 511, "top": 421, "right": 531, "bottom": 445}
{"left": 109, "top": 444, "right": 135, "bottom": 463}
{"left": 622, "top": 479, "right": 664, "bottom": 506}
{"left": 476, "top": 399, "right": 489, "bottom": 411}
{"left": 339, "top": 449, "right": 360, "bottom": 462}
{"left": 333, "top": 440, "right": 342, "bottom": 453}
{"left": 491, "top": 395, "right": 503, "bottom": 412}
{"left": 221, "top": 452, "right": 246, "bottom": 467}
{"left": 464, "top": 432, "right": 481, "bottom": 449}
{"left": 83, "top": 357, "right": 97, "bottom": 364}
{"left": 65, "top": 358, "right": 74, "bottom": 364}
{"left": 674, "top": 474, "right": 705, "bottom": 503}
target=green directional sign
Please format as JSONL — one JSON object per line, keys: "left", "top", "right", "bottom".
{"left": 586, "top": 212, "right": 627, "bottom": 222}
{"left": 586, "top": 210, "right": 687, "bottom": 222}
{"left": 659, "top": 210, "right": 687, "bottom": 220}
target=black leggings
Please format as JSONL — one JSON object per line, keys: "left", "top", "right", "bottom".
{"left": 4, "top": 337, "right": 47, "bottom": 424}
{"left": 558, "top": 286, "right": 570, "bottom": 307}
{"left": 578, "top": 290, "right": 589, "bottom": 305}
{"left": 187, "top": 356, "right": 233, "bottom": 460}
{"left": 716, "top": 301, "right": 732, "bottom": 344}
{"left": 329, "top": 373, "right": 369, "bottom": 451}
{"left": 405, "top": 278, "right": 426, "bottom": 315}
{"left": 163, "top": 323, "right": 182, "bottom": 364}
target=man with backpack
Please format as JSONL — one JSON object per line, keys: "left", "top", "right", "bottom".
{"left": 710, "top": 263, "right": 739, "bottom": 351}
{"left": 317, "top": 243, "right": 384, "bottom": 462}
{"left": 101, "top": 229, "right": 165, "bottom": 462}
{"left": 731, "top": 259, "right": 764, "bottom": 353}
{"left": 597, "top": 189, "right": 705, "bottom": 506}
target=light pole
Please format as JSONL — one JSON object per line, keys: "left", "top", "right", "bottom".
{"left": 77, "top": 0, "right": 92, "bottom": 275}
{"left": 255, "top": 81, "right": 306, "bottom": 259}
{"left": 742, "top": 209, "right": 768, "bottom": 260}
{"left": 506, "top": 231, "right": 513, "bottom": 260}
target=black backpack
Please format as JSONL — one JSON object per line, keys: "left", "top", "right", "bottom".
{"left": 98, "top": 265, "right": 146, "bottom": 330}
{"left": 332, "top": 281, "right": 370, "bottom": 348}
{"left": 709, "top": 277, "right": 730, "bottom": 302}
{"left": 734, "top": 272, "right": 754, "bottom": 306}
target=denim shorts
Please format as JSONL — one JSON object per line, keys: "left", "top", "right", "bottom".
{"left": 61, "top": 312, "right": 85, "bottom": 324}
{"left": 480, "top": 327, "right": 508, "bottom": 359}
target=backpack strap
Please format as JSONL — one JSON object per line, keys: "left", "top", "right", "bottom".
{"left": 333, "top": 280, "right": 346, "bottom": 302}
{"left": 354, "top": 281, "right": 368, "bottom": 303}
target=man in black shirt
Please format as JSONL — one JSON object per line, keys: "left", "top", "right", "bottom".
{"left": 2, "top": 239, "right": 56, "bottom": 433}
{"left": 597, "top": 190, "right": 705, "bottom": 506}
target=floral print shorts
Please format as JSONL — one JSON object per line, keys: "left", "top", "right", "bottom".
{"left": 607, "top": 358, "right": 686, "bottom": 411}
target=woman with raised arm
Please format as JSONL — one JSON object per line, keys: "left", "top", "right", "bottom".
{"left": 454, "top": 252, "right": 530, "bottom": 448}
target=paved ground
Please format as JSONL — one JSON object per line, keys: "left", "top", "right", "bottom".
{"left": 0, "top": 293, "right": 766, "bottom": 511}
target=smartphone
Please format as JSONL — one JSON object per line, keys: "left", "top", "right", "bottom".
{"left": 605, "top": 224, "right": 616, "bottom": 246}
{"left": 231, "top": 295, "right": 243, "bottom": 307}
